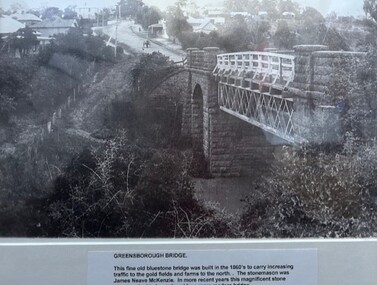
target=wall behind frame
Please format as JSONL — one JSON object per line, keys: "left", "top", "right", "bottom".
{"left": 0, "top": 239, "right": 376, "bottom": 285}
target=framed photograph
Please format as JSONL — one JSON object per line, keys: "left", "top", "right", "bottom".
{"left": 0, "top": 0, "right": 376, "bottom": 284}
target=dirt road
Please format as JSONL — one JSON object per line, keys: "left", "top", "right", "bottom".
{"left": 100, "top": 21, "right": 185, "bottom": 62}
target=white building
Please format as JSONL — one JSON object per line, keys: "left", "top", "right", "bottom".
{"left": 230, "top": 12, "right": 252, "bottom": 18}
{"left": 32, "top": 17, "right": 78, "bottom": 37}
{"left": 204, "top": 6, "right": 225, "bottom": 25}
{"left": 187, "top": 17, "right": 218, "bottom": 34}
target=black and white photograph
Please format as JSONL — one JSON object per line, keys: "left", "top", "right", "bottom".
{"left": 0, "top": 0, "right": 376, "bottom": 239}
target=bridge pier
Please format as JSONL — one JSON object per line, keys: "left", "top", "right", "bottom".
{"left": 188, "top": 47, "right": 280, "bottom": 177}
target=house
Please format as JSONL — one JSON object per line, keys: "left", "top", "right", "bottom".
{"left": 0, "top": 16, "right": 52, "bottom": 55}
{"left": 32, "top": 17, "right": 78, "bottom": 37}
{"left": 187, "top": 17, "right": 218, "bottom": 34}
{"left": 148, "top": 24, "right": 163, "bottom": 36}
{"left": 282, "top": 12, "right": 295, "bottom": 20}
{"left": 230, "top": 12, "right": 252, "bottom": 18}
{"left": 204, "top": 6, "right": 225, "bottom": 25}
{"left": 258, "top": 11, "right": 269, "bottom": 21}
{"left": 10, "top": 12, "right": 42, "bottom": 26}
{"left": 0, "top": 15, "right": 25, "bottom": 36}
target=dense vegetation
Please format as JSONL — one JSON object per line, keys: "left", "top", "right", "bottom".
{"left": 40, "top": 132, "right": 236, "bottom": 238}
{"left": 117, "top": 0, "right": 162, "bottom": 30}
{"left": 241, "top": 140, "right": 377, "bottom": 238}
{"left": 165, "top": 0, "right": 352, "bottom": 52}
{"left": 0, "top": 27, "right": 116, "bottom": 236}
{"left": 0, "top": 27, "right": 114, "bottom": 125}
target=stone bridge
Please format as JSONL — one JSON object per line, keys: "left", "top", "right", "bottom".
{"left": 151, "top": 45, "right": 366, "bottom": 177}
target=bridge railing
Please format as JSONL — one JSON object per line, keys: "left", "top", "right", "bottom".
{"left": 214, "top": 52, "right": 295, "bottom": 86}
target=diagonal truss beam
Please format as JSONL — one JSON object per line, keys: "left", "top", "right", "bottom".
{"left": 218, "top": 82, "right": 304, "bottom": 144}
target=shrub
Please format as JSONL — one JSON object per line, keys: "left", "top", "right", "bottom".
{"left": 240, "top": 139, "right": 377, "bottom": 238}
{"left": 121, "top": 151, "right": 238, "bottom": 238}
{"left": 41, "top": 131, "right": 237, "bottom": 238}
{"left": 178, "top": 31, "right": 220, "bottom": 50}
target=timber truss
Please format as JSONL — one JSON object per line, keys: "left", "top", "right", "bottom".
{"left": 213, "top": 52, "right": 304, "bottom": 143}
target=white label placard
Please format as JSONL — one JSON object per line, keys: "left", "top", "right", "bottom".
{"left": 88, "top": 249, "right": 317, "bottom": 285}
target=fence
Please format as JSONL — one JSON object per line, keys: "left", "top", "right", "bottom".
{"left": 27, "top": 85, "right": 84, "bottom": 158}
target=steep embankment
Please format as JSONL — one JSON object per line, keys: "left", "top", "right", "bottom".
{"left": 0, "top": 56, "right": 138, "bottom": 203}
{"left": 66, "top": 55, "right": 138, "bottom": 138}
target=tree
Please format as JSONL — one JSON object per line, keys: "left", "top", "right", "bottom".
{"left": 44, "top": 132, "right": 145, "bottom": 237}
{"left": 240, "top": 141, "right": 377, "bottom": 238}
{"left": 136, "top": 6, "right": 162, "bottom": 30}
{"left": 218, "top": 16, "right": 254, "bottom": 52}
{"left": 95, "top": 8, "right": 111, "bottom": 25}
{"left": 165, "top": 4, "right": 192, "bottom": 38}
{"left": 224, "top": 0, "right": 251, "bottom": 12}
{"left": 26, "top": 9, "right": 41, "bottom": 17}
{"left": 118, "top": 0, "right": 144, "bottom": 19}
{"left": 9, "top": 1, "right": 28, "bottom": 12}
{"left": 338, "top": 47, "right": 377, "bottom": 139}
{"left": 119, "top": 150, "right": 237, "bottom": 238}
{"left": 273, "top": 20, "right": 296, "bottom": 48}
{"left": 0, "top": 54, "right": 35, "bottom": 112}
{"left": 364, "top": 0, "right": 377, "bottom": 22}
{"left": 63, "top": 6, "right": 77, "bottom": 19}
{"left": 299, "top": 6, "right": 325, "bottom": 25}
{"left": 51, "top": 27, "right": 113, "bottom": 62}
{"left": 42, "top": 7, "right": 63, "bottom": 19}
{"left": 42, "top": 130, "right": 237, "bottom": 238}
{"left": 260, "top": 0, "right": 278, "bottom": 20}
{"left": 0, "top": 92, "right": 15, "bottom": 124}
{"left": 296, "top": 7, "right": 349, "bottom": 50}
{"left": 277, "top": 0, "right": 299, "bottom": 15}
{"left": 249, "top": 19, "right": 271, "bottom": 50}
{"left": 249, "top": 0, "right": 261, "bottom": 13}
{"left": 178, "top": 31, "right": 221, "bottom": 50}
{"left": 13, "top": 27, "right": 38, "bottom": 58}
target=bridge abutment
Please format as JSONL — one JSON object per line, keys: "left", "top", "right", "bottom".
{"left": 291, "top": 45, "right": 366, "bottom": 143}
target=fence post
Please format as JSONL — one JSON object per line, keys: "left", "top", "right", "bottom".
{"left": 47, "top": 122, "right": 52, "bottom": 134}
{"left": 279, "top": 57, "right": 283, "bottom": 84}
{"left": 52, "top": 112, "right": 56, "bottom": 125}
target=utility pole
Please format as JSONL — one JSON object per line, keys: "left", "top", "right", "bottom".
{"left": 115, "top": 11, "right": 118, "bottom": 57}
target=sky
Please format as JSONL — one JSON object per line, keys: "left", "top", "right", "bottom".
{"left": 0, "top": 0, "right": 365, "bottom": 17}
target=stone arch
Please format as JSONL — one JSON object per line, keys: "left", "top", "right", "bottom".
{"left": 192, "top": 83, "right": 204, "bottom": 155}
{"left": 190, "top": 83, "right": 209, "bottom": 176}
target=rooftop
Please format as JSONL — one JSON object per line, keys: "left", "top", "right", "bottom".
{"left": 0, "top": 15, "right": 25, "bottom": 34}
{"left": 10, "top": 13, "right": 42, "bottom": 22}
{"left": 33, "top": 18, "right": 78, "bottom": 29}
